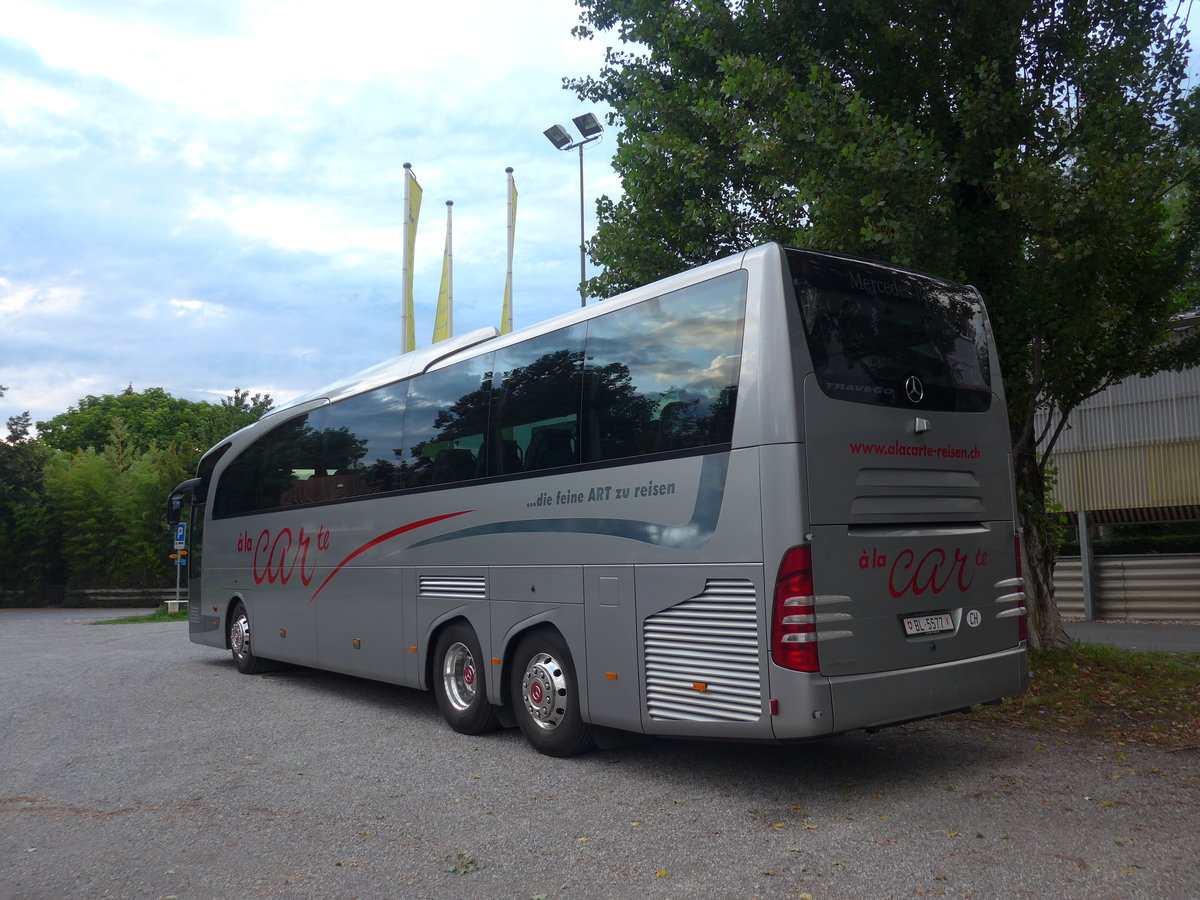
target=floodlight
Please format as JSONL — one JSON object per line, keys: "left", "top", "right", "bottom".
{"left": 573, "top": 113, "right": 603, "bottom": 138}
{"left": 543, "top": 124, "right": 573, "bottom": 150}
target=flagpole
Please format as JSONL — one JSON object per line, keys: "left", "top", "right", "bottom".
{"left": 401, "top": 162, "right": 420, "bottom": 353}
{"left": 432, "top": 200, "right": 454, "bottom": 343}
{"left": 501, "top": 167, "right": 515, "bottom": 335}
{"left": 446, "top": 199, "right": 454, "bottom": 337}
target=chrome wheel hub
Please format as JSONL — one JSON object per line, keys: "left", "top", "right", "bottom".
{"left": 442, "top": 641, "right": 479, "bottom": 712}
{"left": 231, "top": 615, "right": 250, "bottom": 656}
{"left": 521, "top": 651, "right": 567, "bottom": 730}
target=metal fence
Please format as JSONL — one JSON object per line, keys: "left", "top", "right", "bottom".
{"left": 1054, "top": 554, "right": 1200, "bottom": 621}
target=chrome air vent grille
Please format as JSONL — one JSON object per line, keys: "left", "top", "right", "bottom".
{"left": 419, "top": 575, "right": 486, "bottom": 600}
{"left": 643, "top": 578, "right": 762, "bottom": 722}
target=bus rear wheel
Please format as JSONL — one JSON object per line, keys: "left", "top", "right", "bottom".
{"left": 510, "top": 630, "right": 595, "bottom": 757}
{"left": 433, "top": 622, "right": 500, "bottom": 735}
{"left": 228, "top": 602, "right": 266, "bottom": 675}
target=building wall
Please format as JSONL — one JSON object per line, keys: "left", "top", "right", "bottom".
{"left": 1036, "top": 325, "right": 1200, "bottom": 514}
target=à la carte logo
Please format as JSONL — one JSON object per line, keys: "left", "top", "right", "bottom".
{"left": 858, "top": 545, "right": 989, "bottom": 599}
{"left": 236, "top": 526, "right": 331, "bottom": 587}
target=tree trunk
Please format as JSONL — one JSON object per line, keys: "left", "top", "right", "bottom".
{"left": 1013, "top": 447, "right": 1071, "bottom": 650}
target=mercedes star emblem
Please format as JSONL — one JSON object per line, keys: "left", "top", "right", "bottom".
{"left": 905, "top": 375, "right": 925, "bottom": 404}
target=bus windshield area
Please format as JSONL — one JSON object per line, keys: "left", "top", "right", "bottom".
{"left": 787, "top": 249, "right": 992, "bottom": 412}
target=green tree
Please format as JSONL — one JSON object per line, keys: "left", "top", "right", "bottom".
{"left": 41, "top": 426, "right": 195, "bottom": 590}
{"left": 0, "top": 387, "right": 273, "bottom": 599}
{"left": 0, "top": 408, "right": 58, "bottom": 600}
{"left": 37, "top": 386, "right": 273, "bottom": 456}
{"left": 569, "top": 0, "right": 1200, "bottom": 647}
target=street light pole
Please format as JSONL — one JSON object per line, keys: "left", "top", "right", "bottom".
{"left": 544, "top": 113, "right": 604, "bottom": 307}
{"left": 576, "top": 139, "right": 585, "bottom": 304}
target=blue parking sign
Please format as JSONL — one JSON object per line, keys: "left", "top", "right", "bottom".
{"left": 173, "top": 522, "right": 187, "bottom": 549}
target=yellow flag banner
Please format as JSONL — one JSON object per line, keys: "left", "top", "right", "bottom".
{"left": 500, "top": 167, "right": 517, "bottom": 335}
{"left": 402, "top": 164, "right": 422, "bottom": 353}
{"left": 432, "top": 200, "right": 453, "bottom": 344}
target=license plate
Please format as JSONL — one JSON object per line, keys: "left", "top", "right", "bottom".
{"left": 903, "top": 613, "right": 954, "bottom": 636}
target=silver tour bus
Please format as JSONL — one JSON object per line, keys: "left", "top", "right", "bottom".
{"left": 168, "top": 243, "right": 1027, "bottom": 757}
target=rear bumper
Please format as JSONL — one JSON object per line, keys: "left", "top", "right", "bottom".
{"left": 823, "top": 646, "right": 1027, "bottom": 735}
{"left": 772, "top": 643, "right": 1027, "bottom": 744}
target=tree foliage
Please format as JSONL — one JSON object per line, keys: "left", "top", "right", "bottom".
{"left": 37, "top": 386, "right": 273, "bottom": 456}
{"left": 569, "top": 0, "right": 1200, "bottom": 647}
{"left": 0, "top": 387, "right": 273, "bottom": 600}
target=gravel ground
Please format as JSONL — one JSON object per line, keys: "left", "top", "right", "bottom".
{"left": 1, "top": 609, "right": 1196, "bottom": 899}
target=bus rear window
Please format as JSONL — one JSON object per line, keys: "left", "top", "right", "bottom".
{"left": 787, "top": 249, "right": 992, "bottom": 412}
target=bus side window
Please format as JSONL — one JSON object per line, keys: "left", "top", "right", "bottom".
{"left": 526, "top": 425, "right": 577, "bottom": 470}
{"left": 490, "top": 324, "right": 585, "bottom": 476}
{"left": 213, "top": 410, "right": 326, "bottom": 517}
{"left": 581, "top": 271, "right": 746, "bottom": 463}
{"left": 323, "top": 386, "right": 407, "bottom": 496}
{"left": 403, "top": 355, "right": 494, "bottom": 488}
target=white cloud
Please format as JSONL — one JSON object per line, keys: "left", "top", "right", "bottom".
{"left": 0, "top": 277, "right": 87, "bottom": 318}
{"left": 167, "top": 298, "right": 228, "bottom": 319}
{"left": 0, "top": 0, "right": 621, "bottom": 427}
{"left": 187, "top": 195, "right": 403, "bottom": 258}
{"left": 0, "top": 72, "right": 77, "bottom": 118}
{"left": 3, "top": 0, "right": 605, "bottom": 119}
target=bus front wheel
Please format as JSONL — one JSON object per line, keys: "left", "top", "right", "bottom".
{"left": 433, "top": 622, "right": 500, "bottom": 735}
{"left": 228, "top": 602, "right": 266, "bottom": 675}
{"left": 510, "top": 630, "right": 595, "bottom": 757}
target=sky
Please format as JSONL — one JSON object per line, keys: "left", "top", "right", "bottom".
{"left": 0, "top": 0, "right": 621, "bottom": 429}
{"left": 3, "top": 2, "right": 1199, "bottom": 434}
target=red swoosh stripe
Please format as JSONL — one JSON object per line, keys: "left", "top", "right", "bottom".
{"left": 308, "top": 510, "right": 473, "bottom": 603}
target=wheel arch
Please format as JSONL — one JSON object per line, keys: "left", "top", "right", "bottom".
{"left": 423, "top": 613, "right": 477, "bottom": 693}
{"left": 419, "top": 603, "right": 495, "bottom": 691}
{"left": 496, "top": 613, "right": 585, "bottom": 716}
{"left": 222, "top": 593, "right": 249, "bottom": 650}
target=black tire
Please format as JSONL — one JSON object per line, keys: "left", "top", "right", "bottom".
{"left": 509, "top": 629, "right": 595, "bottom": 757}
{"left": 432, "top": 622, "right": 500, "bottom": 735}
{"left": 228, "top": 602, "right": 266, "bottom": 675}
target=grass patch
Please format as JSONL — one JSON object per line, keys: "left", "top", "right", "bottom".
{"left": 963, "top": 642, "right": 1200, "bottom": 749}
{"left": 91, "top": 606, "right": 190, "bottom": 625}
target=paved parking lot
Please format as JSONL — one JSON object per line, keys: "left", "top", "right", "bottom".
{"left": 1, "top": 610, "right": 1197, "bottom": 898}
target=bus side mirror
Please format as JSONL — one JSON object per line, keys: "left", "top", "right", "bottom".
{"left": 166, "top": 477, "right": 202, "bottom": 526}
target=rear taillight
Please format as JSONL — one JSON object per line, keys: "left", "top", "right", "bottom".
{"left": 771, "top": 545, "right": 819, "bottom": 673}
{"left": 1014, "top": 533, "right": 1028, "bottom": 643}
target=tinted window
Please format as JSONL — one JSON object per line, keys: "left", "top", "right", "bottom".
{"left": 322, "top": 384, "right": 408, "bottom": 495}
{"left": 402, "top": 355, "right": 494, "bottom": 487}
{"left": 491, "top": 325, "right": 585, "bottom": 475}
{"left": 212, "top": 272, "right": 748, "bottom": 517}
{"left": 213, "top": 409, "right": 327, "bottom": 517}
{"left": 581, "top": 271, "right": 746, "bottom": 462}
{"left": 788, "top": 250, "right": 992, "bottom": 412}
